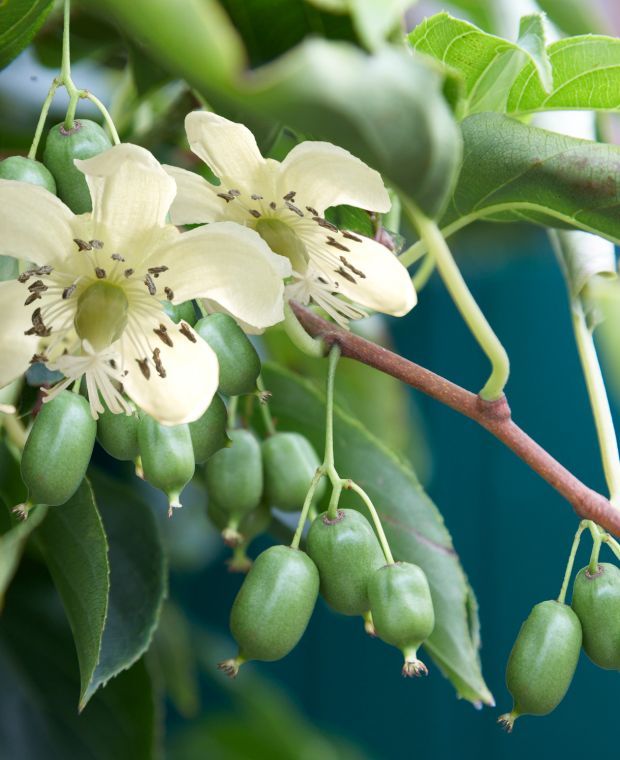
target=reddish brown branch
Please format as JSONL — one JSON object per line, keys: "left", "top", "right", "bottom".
{"left": 290, "top": 301, "right": 620, "bottom": 536}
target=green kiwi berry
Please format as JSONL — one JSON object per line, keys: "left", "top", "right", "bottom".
{"left": 499, "top": 600, "right": 582, "bottom": 732}
{"left": 205, "top": 429, "right": 263, "bottom": 541}
{"left": 572, "top": 562, "right": 620, "bottom": 670}
{"left": 368, "top": 561, "right": 435, "bottom": 676}
{"left": 162, "top": 299, "right": 197, "bottom": 326}
{"left": 21, "top": 391, "right": 96, "bottom": 506}
{"left": 208, "top": 500, "right": 271, "bottom": 547}
{"left": 306, "top": 508, "right": 385, "bottom": 616}
{"left": 0, "top": 156, "right": 56, "bottom": 193}
{"left": 218, "top": 545, "right": 319, "bottom": 676}
{"left": 43, "top": 119, "right": 112, "bottom": 213}
{"left": 262, "top": 432, "right": 325, "bottom": 512}
{"left": 194, "top": 313, "right": 261, "bottom": 396}
{"left": 96, "top": 405, "right": 140, "bottom": 461}
{"left": 189, "top": 394, "right": 228, "bottom": 464}
{"left": 138, "top": 415, "right": 195, "bottom": 514}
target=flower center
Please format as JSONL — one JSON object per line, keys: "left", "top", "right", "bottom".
{"left": 254, "top": 218, "right": 307, "bottom": 272}
{"left": 74, "top": 281, "right": 129, "bottom": 351}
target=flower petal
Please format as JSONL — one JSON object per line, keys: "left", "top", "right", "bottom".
{"left": 151, "top": 222, "right": 291, "bottom": 331}
{"left": 312, "top": 232, "right": 416, "bottom": 316}
{"left": 0, "top": 279, "right": 41, "bottom": 387}
{"left": 279, "top": 142, "right": 391, "bottom": 215}
{"left": 121, "top": 314, "right": 218, "bottom": 425}
{"left": 75, "top": 143, "right": 176, "bottom": 249}
{"left": 163, "top": 164, "right": 225, "bottom": 225}
{"left": 184, "top": 111, "right": 264, "bottom": 190}
{"left": 0, "top": 181, "right": 74, "bottom": 265}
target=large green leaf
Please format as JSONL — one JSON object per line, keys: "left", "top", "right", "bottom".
{"left": 0, "top": 500, "right": 47, "bottom": 612}
{"left": 0, "top": 0, "right": 54, "bottom": 70}
{"left": 36, "top": 480, "right": 110, "bottom": 709}
{"left": 437, "top": 113, "right": 620, "bottom": 246}
{"left": 263, "top": 363, "right": 493, "bottom": 706}
{"left": 409, "top": 12, "right": 620, "bottom": 118}
{"left": 307, "top": 0, "right": 411, "bottom": 51}
{"left": 0, "top": 559, "right": 158, "bottom": 759}
{"left": 87, "top": 470, "right": 167, "bottom": 707}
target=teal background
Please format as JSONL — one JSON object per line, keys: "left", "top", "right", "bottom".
{"left": 173, "top": 226, "right": 618, "bottom": 759}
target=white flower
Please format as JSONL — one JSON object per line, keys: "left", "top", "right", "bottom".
{"left": 164, "top": 112, "right": 416, "bottom": 325}
{"left": 0, "top": 144, "right": 290, "bottom": 425}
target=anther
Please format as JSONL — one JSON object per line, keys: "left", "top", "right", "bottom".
{"left": 154, "top": 324, "right": 173, "bottom": 347}
{"left": 318, "top": 276, "right": 328, "bottom": 284}
{"left": 164, "top": 287, "right": 174, "bottom": 301}
{"left": 335, "top": 266, "right": 356, "bottom": 284}
{"left": 124, "top": 268, "right": 134, "bottom": 278}
{"left": 35, "top": 265, "right": 52, "bottom": 276}
{"left": 217, "top": 192, "right": 236, "bottom": 203}
{"left": 249, "top": 209, "right": 261, "bottom": 218}
{"left": 28, "top": 280, "right": 47, "bottom": 292}
{"left": 285, "top": 202, "right": 303, "bottom": 217}
{"left": 152, "top": 348, "right": 166, "bottom": 378}
{"left": 339, "top": 255, "right": 366, "bottom": 278}
{"left": 24, "top": 292, "right": 41, "bottom": 306}
{"left": 148, "top": 266, "right": 169, "bottom": 278}
{"left": 228, "top": 189, "right": 241, "bottom": 197}
{"left": 306, "top": 206, "right": 318, "bottom": 216}
{"left": 89, "top": 239, "right": 104, "bottom": 249}
{"left": 144, "top": 274, "right": 156, "bottom": 295}
{"left": 342, "top": 230, "right": 362, "bottom": 243}
{"left": 74, "top": 238, "right": 92, "bottom": 251}
{"left": 313, "top": 216, "right": 337, "bottom": 231}
{"left": 326, "top": 236, "right": 350, "bottom": 252}
{"left": 29, "top": 352, "right": 48, "bottom": 364}
{"left": 283, "top": 191, "right": 296, "bottom": 201}
{"left": 111, "top": 253, "right": 125, "bottom": 262}
{"left": 62, "top": 283, "right": 77, "bottom": 299}
{"left": 25, "top": 308, "right": 51, "bottom": 337}
{"left": 95, "top": 267, "right": 106, "bottom": 279}
{"left": 251, "top": 193, "right": 263, "bottom": 201}
{"left": 179, "top": 321, "right": 196, "bottom": 343}
{"left": 136, "top": 358, "right": 150, "bottom": 380}
{"left": 17, "top": 271, "right": 33, "bottom": 283}
{"left": 269, "top": 201, "right": 277, "bottom": 210}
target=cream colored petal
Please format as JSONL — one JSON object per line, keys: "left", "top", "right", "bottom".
{"left": 279, "top": 142, "right": 391, "bottom": 215}
{"left": 0, "top": 181, "right": 74, "bottom": 265}
{"left": 75, "top": 143, "right": 176, "bottom": 249}
{"left": 121, "top": 314, "right": 218, "bottom": 425}
{"left": 311, "top": 232, "right": 416, "bottom": 316}
{"left": 185, "top": 111, "right": 265, "bottom": 190}
{"left": 150, "top": 222, "right": 291, "bottom": 331}
{"left": 0, "top": 280, "right": 41, "bottom": 387}
{"left": 163, "top": 164, "right": 225, "bottom": 225}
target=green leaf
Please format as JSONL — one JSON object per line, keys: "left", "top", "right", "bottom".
{"left": 551, "top": 230, "right": 616, "bottom": 302}
{"left": 248, "top": 40, "right": 462, "bottom": 218}
{"left": 516, "top": 13, "right": 552, "bottom": 93}
{"left": 0, "top": 559, "right": 158, "bottom": 759}
{"left": 35, "top": 480, "right": 110, "bottom": 709}
{"left": 0, "top": 501, "right": 47, "bottom": 612}
{"left": 507, "top": 35, "right": 620, "bottom": 115}
{"left": 438, "top": 113, "right": 620, "bottom": 246}
{"left": 263, "top": 363, "right": 493, "bottom": 706}
{"left": 87, "top": 470, "right": 167, "bottom": 707}
{"left": 0, "top": 0, "right": 54, "bottom": 70}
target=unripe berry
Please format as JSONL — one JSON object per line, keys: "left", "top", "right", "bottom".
{"left": 43, "top": 119, "right": 112, "bottom": 213}
{"left": 96, "top": 406, "right": 140, "bottom": 461}
{"left": 262, "top": 432, "right": 325, "bottom": 512}
{"left": 194, "top": 313, "right": 261, "bottom": 396}
{"left": 306, "top": 508, "right": 385, "bottom": 616}
{"left": 218, "top": 545, "right": 319, "bottom": 676}
{"left": 21, "top": 391, "right": 96, "bottom": 506}
{"left": 368, "top": 561, "right": 435, "bottom": 676}
{"left": 162, "top": 299, "right": 197, "bottom": 326}
{"left": 207, "top": 499, "right": 271, "bottom": 548}
{"left": 188, "top": 394, "right": 228, "bottom": 464}
{"left": 572, "top": 562, "right": 620, "bottom": 670}
{"left": 499, "top": 600, "right": 582, "bottom": 732}
{"left": 0, "top": 156, "right": 56, "bottom": 193}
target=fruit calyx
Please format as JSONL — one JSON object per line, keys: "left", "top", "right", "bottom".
{"left": 401, "top": 647, "right": 428, "bottom": 678}
{"left": 217, "top": 656, "right": 245, "bottom": 678}
{"left": 497, "top": 711, "right": 519, "bottom": 733}
{"left": 585, "top": 563, "right": 604, "bottom": 579}
{"left": 322, "top": 509, "right": 345, "bottom": 526}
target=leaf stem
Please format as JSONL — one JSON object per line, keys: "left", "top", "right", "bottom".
{"left": 411, "top": 253, "right": 437, "bottom": 292}
{"left": 404, "top": 201, "right": 510, "bottom": 400}
{"left": 344, "top": 479, "right": 394, "bottom": 564}
{"left": 557, "top": 521, "right": 586, "bottom": 604}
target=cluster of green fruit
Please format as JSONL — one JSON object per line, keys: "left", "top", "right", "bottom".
{"left": 219, "top": 507, "right": 436, "bottom": 679}
{"left": 0, "top": 119, "right": 112, "bottom": 212}
{"left": 500, "top": 561, "right": 620, "bottom": 730}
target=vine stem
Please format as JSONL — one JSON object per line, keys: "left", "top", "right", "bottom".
{"left": 60, "top": 0, "right": 80, "bottom": 129}
{"left": 289, "top": 301, "right": 620, "bottom": 537}
{"left": 324, "top": 345, "right": 342, "bottom": 518}
{"left": 411, "top": 253, "right": 436, "bottom": 293}
{"left": 344, "top": 479, "right": 394, "bottom": 564}
{"left": 404, "top": 201, "right": 510, "bottom": 400}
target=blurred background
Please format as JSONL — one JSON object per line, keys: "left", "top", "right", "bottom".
{"left": 1, "top": 1, "right": 620, "bottom": 758}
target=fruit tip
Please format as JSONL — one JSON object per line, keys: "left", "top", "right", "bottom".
{"left": 217, "top": 657, "right": 244, "bottom": 678}
{"left": 497, "top": 711, "right": 518, "bottom": 733}
{"left": 401, "top": 658, "right": 428, "bottom": 678}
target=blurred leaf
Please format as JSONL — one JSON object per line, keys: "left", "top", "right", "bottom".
{"left": 0, "top": 501, "right": 47, "bottom": 612}
{"left": 439, "top": 113, "right": 620, "bottom": 246}
{"left": 516, "top": 13, "right": 552, "bottom": 93}
{"left": 536, "top": 0, "right": 605, "bottom": 36}
{"left": 0, "top": 559, "right": 158, "bottom": 760}
{"left": 128, "top": 41, "right": 171, "bottom": 96}
{"left": 550, "top": 229, "right": 616, "bottom": 301}
{"left": 87, "top": 469, "right": 167, "bottom": 707}
{"left": 0, "top": 0, "right": 54, "bottom": 70}
{"left": 0, "top": 435, "right": 26, "bottom": 507}
{"left": 324, "top": 204, "right": 374, "bottom": 237}
{"left": 248, "top": 40, "right": 462, "bottom": 218}
{"left": 308, "top": 0, "right": 411, "bottom": 51}
{"left": 262, "top": 363, "right": 492, "bottom": 706}
{"left": 36, "top": 480, "right": 110, "bottom": 709}
{"left": 0, "top": 255, "right": 18, "bottom": 281}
